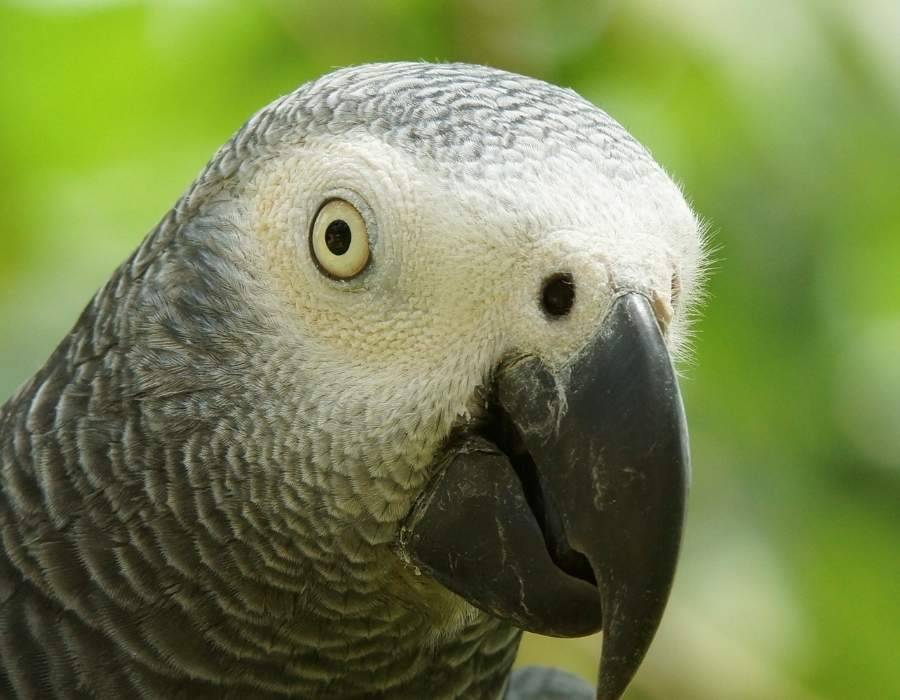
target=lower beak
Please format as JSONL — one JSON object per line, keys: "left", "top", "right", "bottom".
{"left": 399, "top": 293, "right": 690, "bottom": 700}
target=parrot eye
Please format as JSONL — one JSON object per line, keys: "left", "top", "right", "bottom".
{"left": 310, "top": 199, "right": 370, "bottom": 279}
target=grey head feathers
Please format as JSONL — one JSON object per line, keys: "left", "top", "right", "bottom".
{"left": 0, "top": 62, "right": 698, "bottom": 699}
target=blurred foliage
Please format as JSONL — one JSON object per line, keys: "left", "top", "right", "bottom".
{"left": 1, "top": 1, "right": 899, "bottom": 698}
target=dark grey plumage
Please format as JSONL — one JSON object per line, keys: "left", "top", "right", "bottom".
{"left": 0, "top": 175, "right": 519, "bottom": 699}
{"left": 0, "top": 62, "right": 692, "bottom": 699}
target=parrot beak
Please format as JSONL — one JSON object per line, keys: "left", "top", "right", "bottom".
{"left": 399, "top": 293, "right": 689, "bottom": 700}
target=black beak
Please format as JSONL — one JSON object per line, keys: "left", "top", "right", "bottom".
{"left": 399, "top": 293, "right": 689, "bottom": 700}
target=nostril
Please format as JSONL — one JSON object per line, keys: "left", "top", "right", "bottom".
{"left": 540, "top": 273, "right": 575, "bottom": 318}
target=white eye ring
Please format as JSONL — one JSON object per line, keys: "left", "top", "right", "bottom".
{"left": 310, "top": 199, "right": 370, "bottom": 279}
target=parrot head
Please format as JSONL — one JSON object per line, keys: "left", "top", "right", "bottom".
{"left": 135, "top": 62, "right": 707, "bottom": 698}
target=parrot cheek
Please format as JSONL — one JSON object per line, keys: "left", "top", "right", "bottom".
{"left": 398, "top": 292, "right": 689, "bottom": 700}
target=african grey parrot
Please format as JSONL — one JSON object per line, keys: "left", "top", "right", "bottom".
{"left": 0, "top": 63, "right": 706, "bottom": 699}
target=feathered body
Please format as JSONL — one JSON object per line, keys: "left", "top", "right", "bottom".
{"left": 0, "top": 63, "right": 704, "bottom": 698}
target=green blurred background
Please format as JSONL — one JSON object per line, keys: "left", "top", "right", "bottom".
{"left": 1, "top": 1, "right": 898, "bottom": 698}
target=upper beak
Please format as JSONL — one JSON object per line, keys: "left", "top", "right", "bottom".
{"left": 398, "top": 293, "right": 690, "bottom": 700}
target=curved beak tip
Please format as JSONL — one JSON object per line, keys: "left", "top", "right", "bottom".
{"left": 401, "top": 293, "right": 689, "bottom": 700}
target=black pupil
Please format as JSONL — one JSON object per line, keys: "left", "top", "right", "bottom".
{"left": 324, "top": 219, "right": 352, "bottom": 256}
{"left": 541, "top": 273, "right": 576, "bottom": 317}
